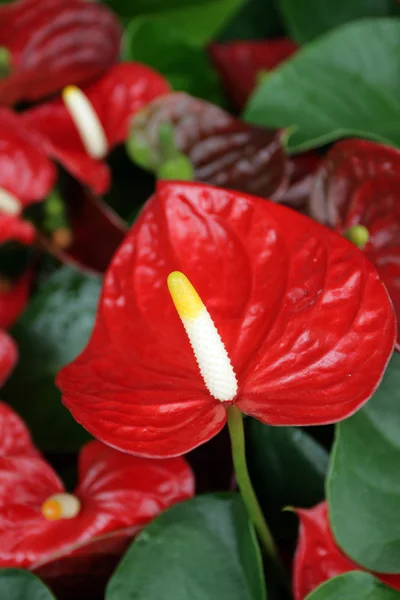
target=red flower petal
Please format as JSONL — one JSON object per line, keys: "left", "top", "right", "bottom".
{"left": 0, "top": 330, "right": 17, "bottom": 388}
{"left": 0, "top": 269, "right": 33, "bottom": 329}
{"left": 281, "top": 152, "right": 321, "bottom": 208}
{"left": 0, "top": 0, "right": 122, "bottom": 106}
{"left": 209, "top": 38, "right": 298, "bottom": 110}
{"left": 57, "top": 181, "right": 395, "bottom": 458}
{"left": 22, "top": 63, "right": 170, "bottom": 194}
{"left": 309, "top": 140, "right": 400, "bottom": 228}
{"left": 0, "top": 402, "right": 39, "bottom": 457}
{"left": 0, "top": 434, "right": 193, "bottom": 569}
{"left": 0, "top": 108, "right": 56, "bottom": 206}
{"left": 0, "top": 215, "right": 36, "bottom": 246}
{"left": 293, "top": 503, "right": 400, "bottom": 600}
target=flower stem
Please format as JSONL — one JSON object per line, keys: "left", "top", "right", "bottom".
{"left": 227, "top": 406, "right": 289, "bottom": 588}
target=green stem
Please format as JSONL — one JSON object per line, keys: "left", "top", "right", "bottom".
{"left": 227, "top": 406, "right": 289, "bottom": 588}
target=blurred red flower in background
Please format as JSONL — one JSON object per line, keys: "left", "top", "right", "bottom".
{"left": 57, "top": 181, "right": 395, "bottom": 458}
{"left": 22, "top": 63, "right": 170, "bottom": 194}
{"left": 293, "top": 502, "right": 400, "bottom": 599}
{"left": 0, "top": 0, "right": 122, "bottom": 106}
{"left": 310, "top": 139, "right": 400, "bottom": 348}
{"left": 0, "top": 402, "right": 194, "bottom": 572}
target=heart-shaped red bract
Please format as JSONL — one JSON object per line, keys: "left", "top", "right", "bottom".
{"left": 293, "top": 503, "right": 400, "bottom": 599}
{"left": 209, "top": 38, "right": 298, "bottom": 110}
{"left": 0, "top": 215, "right": 36, "bottom": 245}
{"left": 0, "top": 332, "right": 17, "bottom": 389}
{"left": 22, "top": 63, "right": 170, "bottom": 194}
{"left": 0, "top": 269, "right": 32, "bottom": 329}
{"left": 57, "top": 181, "right": 395, "bottom": 458}
{"left": 310, "top": 140, "right": 400, "bottom": 348}
{"left": 0, "top": 402, "right": 194, "bottom": 570}
{"left": 0, "top": 0, "right": 121, "bottom": 106}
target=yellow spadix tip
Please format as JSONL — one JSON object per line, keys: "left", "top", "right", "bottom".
{"left": 62, "top": 85, "right": 79, "bottom": 100}
{"left": 41, "top": 493, "right": 81, "bottom": 521}
{"left": 41, "top": 498, "right": 62, "bottom": 521}
{"left": 167, "top": 272, "right": 204, "bottom": 320}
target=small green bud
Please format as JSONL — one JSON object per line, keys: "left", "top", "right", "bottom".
{"left": 344, "top": 225, "right": 370, "bottom": 250}
{"left": 157, "top": 154, "right": 194, "bottom": 181}
{"left": 126, "top": 132, "right": 153, "bottom": 170}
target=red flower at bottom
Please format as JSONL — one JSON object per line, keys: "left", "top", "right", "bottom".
{"left": 0, "top": 403, "right": 194, "bottom": 571}
{"left": 293, "top": 502, "right": 400, "bottom": 599}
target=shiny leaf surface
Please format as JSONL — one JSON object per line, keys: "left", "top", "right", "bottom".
{"left": 0, "top": 0, "right": 121, "bottom": 106}
{"left": 3, "top": 266, "right": 101, "bottom": 451}
{"left": 57, "top": 181, "right": 395, "bottom": 458}
{"left": 328, "top": 353, "right": 400, "bottom": 573}
{"left": 305, "top": 572, "right": 400, "bottom": 600}
{"left": 293, "top": 503, "right": 400, "bottom": 599}
{"left": 245, "top": 19, "right": 400, "bottom": 152}
{"left": 0, "top": 569, "right": 56, "bottom": 600}
{"left": 106, "top": 494, "right": 265, "bottom": 600}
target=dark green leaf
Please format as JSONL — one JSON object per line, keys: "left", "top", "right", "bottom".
{"left": 0, "top": 570, "right": 55, "bottom": 600}
{"left": 3, "top": 266, "right": 101, "bottom": 452}
{"left": 218, "top": 0, "right": 284, "bottom": 41}
{"left": 244, "top": 19, "right": 400, "bottom": 152}
{"left": 246, "top": 418, "right": 328, "bottom": 540}
{"left": 305, "top": 572, "right": 400, "bottom": 600}
{"left": 114, "top": 0, "right": 243, "bottom": 45}
{"left": 328, "top": 353, "right": 400, "bottom": 573}
{"left": 122, "top": 17, "right": 225, "bottom": 104}
{"left": 277, "top": 0, "right": 394, "bottom": 43}
{"left": 106, "top": 494, "right": 266, "bottom": 600}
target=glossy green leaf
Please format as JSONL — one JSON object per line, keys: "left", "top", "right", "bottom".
{"left": 305, "top": 572, "right": 400, "bottom": 600}
{"left": 328, "top": 353, "right": 400, "bottom": 573}
{"left": 218, "top": 0, "right": 284, "bottom": 41}
{"left": 244, "top": 19, "right": 400, "bottom": 152}
{"left": 246, "top": 418, "right": 328, "bottom": 539}
{"left": 122, "top": 17, "right": 225, "bottom": 104}
{"left": 3, "top": 266, "right": 101, "bottom": 452}
{"left": 0, "top": 570, "right": 56, "bottom": 600}
{"left": 115, "top": 0, "right": 243, "bottom": 45}
{"left": 277, "top": 0, "right": 394, "bottom": 43}
{"left": 106, "top": 494, "right": 266, "bottom": 600}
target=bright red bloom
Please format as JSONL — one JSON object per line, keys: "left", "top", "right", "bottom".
{"left": 209, "top": 39, "right": 298, "bottom": 110}
{"left": 0, "top": 402, "right": 194, "bottom": 571}
{"left": 310, "top": 140, "right": 400, "bottom": 348}
{"left": 57, "top": 181, "right": 395, "bottom": 458}
{"left": 293, "top": 503, "right": 400, "bottom": 599}
{"left": 22, "top": 63, "right": 170, "bottom": 194}
{"left": 0, "top": 0, "right": 121, "bottom": 106}
{"left": 0, "top": 269, "right": 33, "bottom": 329}
{"left": 0, "top": 331, "right": 17, "bottom": 388}
{"left": 0, "top": 107, "right": 56, "bottom": 245}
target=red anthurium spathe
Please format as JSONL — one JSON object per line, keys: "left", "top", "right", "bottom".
{"left": 0, "top": 402, "right": 194, "bottom": 570}
{"left": 208, "top": 38, "right": 298, "bottom": 110}
{"left": 57, "top": 181, "right": 395, "bottom": 458}
{"left": 0, "top": 0, "right": 121, "bottom": 106}
{"left": 310, "top": 140, "right": 400, "bottom": 348}
{"left": 0, "top": 107, "right": 57, "bottom": 244}
{"left": 293, "top": 503, "right": 400, "bottom": 600}
{"left": 22, "top": 63, "right": 170, "bottom": 194}
{"left": 0, "top": 331, "right": 17, "bottom": 388}
{"left": 0, "top": 269, "right": 32, "bottom": 329}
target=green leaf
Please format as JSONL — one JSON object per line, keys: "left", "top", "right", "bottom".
{"left": 218, "top": 0, "right": 284, "bottom": 41}
{"left": 244, "top": 19, "right": 400, "bottom": 152}
{"left": 246, "top": 418, "right": 328, "bottom": 539}
{"left": 3, "top": 266, "right": 101, "bottom": 452}
{"left": 305, "top": 571, "right": 400, "bottom": 600}
{"left": 122, "top": 17, "right": 225, "bottom": 104}
{"left": 114, "top": 0, "right": 244, "bottom": 45}
{"left": 277, "top": 0, "right": 394, "bottom": 43}
{"left": 106, "top": 494, "right": 266, "bottom": 600}
{"left": 0, "top": 569, "right": 56, "bottom": 600}
{"left": 328, "top": 353, "right": 400, "bottom": 573}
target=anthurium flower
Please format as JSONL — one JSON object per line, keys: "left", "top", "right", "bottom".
{"left": 309, "top": 139, "right": 400, "bottom": 348}
{"left": 0, "top": 107, "right": 56, "bottom": 245}
{"left": 0, "top": 269, "right": 32, "bottom": 329}
{"left": 57, "top": 181, "right": 395, "bottom": 458}
{"left": 0, "top": 331, "right": 17, "bottom": 388}
{"left": 293, "top": 503, "right": 400, "bottom": 599}
{"left": 0, "top": 402, "right": 194, "bottom": 571}
{"left": 22, "top": 63, "right": 170, "bottom": 194}
{"left": 0, "top": 0, "right": 121, "bottom": 106}
{"left": 208, "top": 39, "right": 298, "bottom": 110}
